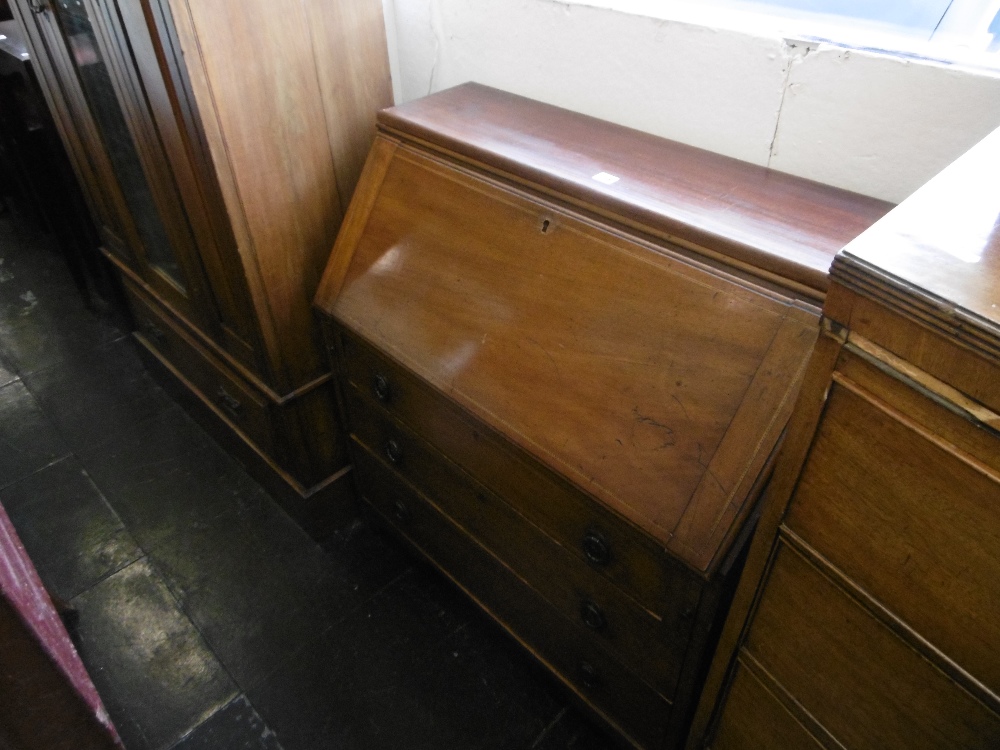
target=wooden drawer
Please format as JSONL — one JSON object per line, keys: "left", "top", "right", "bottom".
{"left": 744, "top": 540, "right": 1000, "bottom": 750}
{"left": 709, "top": 661, "right": 824, "bottom": 750}
{"left": 334, "top": 325, "right": 700, "bottom": 620}
{"left": 124, "top": 280, "right": 274, "bottom": 454}
{"left": 352, "top": 444, "right": 672, "bottom": 750}
{"left": 344, "top": 388, "right": 692, "bottom": 699}
{"left": 785, "top": 377, "right": 1000, "bottom": 697}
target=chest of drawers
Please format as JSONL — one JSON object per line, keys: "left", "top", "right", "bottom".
{"left": 313, "top": 83, "right": 890, "bottom": 748}
{"left": 690, "top": 127, "right": 1000, "bottom": 748}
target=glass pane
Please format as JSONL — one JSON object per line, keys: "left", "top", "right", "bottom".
{"left": 749, "top": 0, "right": 953, "bottom": 30}
{"left": 989, "top": 8, "right": 1000, "bottom": 51}
{"left": 51, "top": 0, "right": 185, "bottom": 288}
{"left": 715, "top": 0, "right": 955, "bottom": 37}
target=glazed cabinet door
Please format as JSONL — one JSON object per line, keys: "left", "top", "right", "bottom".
{"left": 109, "top": 0, "right": 263, "bottom": 373}
{"left": 14, "top": 0, "right": 216, "bottom": 328}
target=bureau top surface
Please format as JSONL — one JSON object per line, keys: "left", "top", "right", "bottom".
{"left": 377, "top": 83, "right": 892, "bottom": 299}
{"left": 318, "top": 102, "right": 824, "bottom": 573}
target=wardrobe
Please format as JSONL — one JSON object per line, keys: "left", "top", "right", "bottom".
{"left": 10, "top": 0, "right": 392, "bottom": 533}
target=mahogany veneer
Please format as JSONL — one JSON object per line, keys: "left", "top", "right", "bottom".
{"left": 10, "top": 0, "right": 391, "bottom": 534}
{"left": 691, "top": 126, "right": 1000, "bottom": 748}
{"left": 315, "top": 84, "right": 889, "bottom": 748}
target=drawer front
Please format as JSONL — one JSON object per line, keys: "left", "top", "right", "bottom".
{"left": 125, "top": 281, "right": 274, "bottom": 453}
{"left": 710, "top": 662, "right": 825, "bottom": 750}
{"left": 785, "top": 380, "right": 1000, "bottom": 696}
{"left": 353, "top": 445, "right": 672, "bottom": 750}
{"left": 345, "top": 396, "right": 691, "bottom": 699}
{"left": 744, "top": 541, "right": 1000, "bottom": 750}
{"left": 334, "top": 325, "right": 699, "bottom": 619}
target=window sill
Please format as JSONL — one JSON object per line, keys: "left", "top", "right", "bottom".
{"left": 561, "top": 0, "right": 1000, "bottom": 74}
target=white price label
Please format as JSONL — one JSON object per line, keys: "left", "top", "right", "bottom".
{"left": 591, "top": 172, "right": 620, "bottom": 185}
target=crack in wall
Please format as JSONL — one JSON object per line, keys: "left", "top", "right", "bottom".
{"left": 426, "top": 0, "right": 446, "bottom": 95}
{"left": 768, "top": 39, "right": 815, "bottom": 166}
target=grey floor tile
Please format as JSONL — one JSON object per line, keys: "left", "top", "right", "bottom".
{"left": 22, "top": 337, "right": 173, "bottom": 456}
{"left": 529, "top": 706, "right": 619, "bottom": 749}
{"left": 146, "top": 500, "right": 360, "bottom": 691}
{"left": 81, "top": 406, "right": 268, "bottom": 552}
{"left": 0, "top": 379, "right": 70, "bottom": 490}
{"left": 0, "top": 349, "right": 16, "bottom": 388}
{"left": 72, "top": 558, "right": 239, "bottom": 750}
{"left": 246, "top": 566, "right": 561, "bottom": 750}
{"left": 0, "top": 218, "right": 126, "bottom": 377}
{"left": 169, "top": 695, "right": 283, "bottom": 750}
{"left": 0, "top": 456, "right": 143, "bottom": 601}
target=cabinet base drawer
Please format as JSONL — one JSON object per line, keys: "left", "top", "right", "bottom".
{"left": 709, "top": 660, "right": 825, "bottom": 750}
{"left": 125, "top": 279, "right": 275, "bottom": 454}
{"left": 743, "top": 540, "right": 1000, "bottom": 750}
{"left": 334, "top": 324, "right": 699, "bottom": 620}
{"left": 353, "top": 441, "right": 672, "bottom": 750}
{"left": 786, "top": 370, "right": 1000, "bottom": 696}
{"left": 123, "top": 280, "right": 352, "bottom": 537}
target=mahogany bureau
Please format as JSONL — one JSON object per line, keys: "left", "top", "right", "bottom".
{"left": 313, "top": 84, "right": 890, "bottom": 748}
{"left": 688, "top": 127, "right": 1000, "bottom": 748}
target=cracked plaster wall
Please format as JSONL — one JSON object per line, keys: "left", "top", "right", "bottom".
{"left": 382, "top": 0, "right": 1000, "bottom": 203}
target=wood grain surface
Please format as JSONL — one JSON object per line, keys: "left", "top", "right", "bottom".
{"left": 744, "top": 543, "right": 1000, "bottom": 750}
{"left": 687, "top": 123, "right": 1000, "bottom": 750}
{"left": 377, "top": 83, "right": 892, "bottom": 299}
{"left": 332, "top": 324, "right": 703, "bottom": 619}
{"left": 786, "top": 369, "right": 1000, "bottom": 699}
{"left": 839, "top": 124, "right": 1000, "bottom": 334}
{"left": 343, "top": 383, "right": 690, "bottom": 699}
{"left": 353, "top": 441, "right": 672, "bottom": 750}
{"left": 709, "top": 662, "right": 825, "bottom": 750}
{"left": 326, "top": 145, "right": 818, "bottom": 572}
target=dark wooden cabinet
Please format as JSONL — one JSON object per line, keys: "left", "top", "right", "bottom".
{"left": 314, "top": 84, "right": 890, "bottom": 748}
{"left": 689, "top": 127, "right": 1000, "bottom": 749}
{"left": 10, "top": 0, "right": 392, "bottom": 531}
{"left": 0, "top": 17, "right": 109, "bottom": 301}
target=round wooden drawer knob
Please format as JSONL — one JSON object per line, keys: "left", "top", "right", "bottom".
{"left": 580, "top": 599, "right": 607, "bottom": 632}
{"left": 372, "top": 373, "right": 392, "bottom": 403}
{"left": 384, "top": 438, "right": 404, "bottom": 465}
{"left": 581, "top": 531, "right": 611, "bottom": 566}
{"left": 579, "top": 661, "right": 602, "bottom": 690}
{"left": 392, "top": 499, "right": 411, "bottom": 524}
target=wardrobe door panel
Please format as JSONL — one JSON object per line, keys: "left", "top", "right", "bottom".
{"left": 36, "top": 0, "right": 212, "bottom": 325}
{"left": 111, "top": 0, "right": 263, "bottom": 372}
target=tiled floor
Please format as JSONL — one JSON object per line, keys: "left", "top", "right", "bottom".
{"left": 0, "top": 209, "right": 615, "bottom": 749}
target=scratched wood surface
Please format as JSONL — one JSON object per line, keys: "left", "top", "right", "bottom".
{"left": 325, "top": 143, "right": 818, "bottom": 572}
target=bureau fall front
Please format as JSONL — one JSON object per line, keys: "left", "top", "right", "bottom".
{"left": 314, "top": 83, "right": 889, "bottom": 748}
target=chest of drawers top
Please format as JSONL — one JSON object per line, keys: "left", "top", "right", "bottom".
{"left": 315, "top": 83, "right": 890, "bottom": 577}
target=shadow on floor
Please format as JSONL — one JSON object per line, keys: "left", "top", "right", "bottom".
{"left": 0, "top": 210, "right": 615, "bottom": 749}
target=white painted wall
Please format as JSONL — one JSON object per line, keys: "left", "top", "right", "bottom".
{"left": 381, "top": 0, "right": 1000, "bottom": 203}
{"left": 771, "top": 46, "right": 1000, "bottom": 202}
